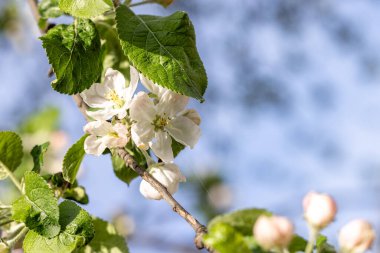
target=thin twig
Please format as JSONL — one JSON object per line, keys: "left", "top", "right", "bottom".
{"left": 26, "top": 0, "right": 212, "bottom": 251}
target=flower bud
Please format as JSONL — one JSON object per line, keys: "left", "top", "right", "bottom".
{"left": 253, "top": 215, "right": 294, "bottom": 251}
{"left": 140, "top": 163, "right": 186, "bottom": 200}
{"left": 303, "top": 191, "right": 337, "bottom": 229}
{"left": 339, "top": 219, "right": 375, "bottom": 253}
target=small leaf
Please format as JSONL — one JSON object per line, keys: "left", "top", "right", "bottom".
{"left": 203, "top": 223, "right": 251, "bottom": 253}
{"left": 0, "top": 131, "right": 23, "bottom": 180}
{"left": 23, "top": 200, "right": 95, "bottom": 253}
{"left": 63, "top": 135, "right": 87, "bottom": 184}
{"left": 171, "top": 138, "right": 185, "bottom": 157}
{"left": 111, "top": 153, "right": 138, "bottom": 185}
{"left": 59, "top": 0, "right": 113, "bottom": 18}
{"left": 30, "top": 142, "right": 50, "bottom": 173}
{"left": 12, "top": 172, "right": 60, "bottom": 238}
{"left": 40, "top": 19, "right": 102, "bottom": 94}
{"left": 38, "top": 0, "right": 63, "bottom": 19}
{"left": 63, "top": 186, "right": 89, "bottom": 205}
{"left": 208, "top": 208, "right": 271, "bottom": 236}
{"left": 76, "top": 217, "right": 129, "bottom": 253}
{"left": 288, "top": 235, "right": 308, "bottom": 253}
{"left": 116, "top": 6, "right": 207, "bottom": 100}
{"left": 316, "top": 235, "right": 337, "bottom": 253}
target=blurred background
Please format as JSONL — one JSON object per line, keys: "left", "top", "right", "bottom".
{"left": 1, "top": 0, "right": 380, "bottom": 252}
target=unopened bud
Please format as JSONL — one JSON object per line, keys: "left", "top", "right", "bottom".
{"left": 339, "top": 219, "right": 375, "bottom": 253}
{"left": 253, "top": 215, "right": 294, "bottom": 251}
{"left": 303, "top": 191, "right": 337, "bottom": 230}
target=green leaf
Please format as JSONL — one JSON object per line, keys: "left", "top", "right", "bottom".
{"left": 116, "top": 6, "right": 207, "bottom": 100}
{"left": 63, "top": 186, "right": 89, "bottom": 205}
{"left": 95, "top": 15, "right": 131, "bottom": 80}
{"left": 23, "top": 200, "right": 95, "bottom": 253}
{"left": 12, "top": 171, "right": 60, "bottom": 238}
{"left": 208, "top": 208, "right": 271, "bottom": 236}
{"left": 59, "top": 0, "right": 113, "bottom": 18}
{"left": 63, "top": 135, "right": 87, "bottom": 184}
{"left": 76, "top": 217, "right": 129, "bottom": 253}
{"left": 18, "top": 107, "right": 60, "bottom": 134}
{"left": 40, "top": 19, "right": 102, "bottom": 94}
{"left": 0, "top": 131, "right": 23, "bottom": 180}
{"left": 111, "top": 153, "right": 138, "bottom": 185}
{"left": 38, "top": 0, "right": 63, "bottom": 19}
{"left": 316, "top": 235, "right": 337, "bottom": 253}
{"left": 288, "top": 235, "right": 308, "bottom": 253}
{"left": 171, "top": 138, "right": 185, "bottom": 157}
{"left": 30, "top": 142, "right": 50, "bottom": 174}
{"left": 203, "top": 223, "right": 251, "bottom": 253}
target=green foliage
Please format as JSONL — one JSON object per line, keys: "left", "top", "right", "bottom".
{"left": 203, "top": 223, "right": 251, "bottom": 253}
{"left": 63, "top": 186, "right": 89, "bottom": 205}
{"left": 23, "top": 200, "right": 95, "bottom": 253}
{"left": 18, "top": 107, "right": 59, "bottom": 134}
{"left": 76, "top": 217, "right": 129, "bottom": 253}
{"left": 95, "top": 15, "right": 131, "bottom": 79}
{"left": 316, "top": 235, "right": 337, "bottom": 253}
{"left": 288, "top": 235, "right": 308, "bottom": 253}
{"left": 63, "top": 135, "right": 87, "bottom": 184}
{"left": 59, "top": 0, "right": 113, "bottom": 18}
{"left": 116, "top": 6, "right": 207, "bottom": 101}
{"left": 12, "top": 172, "right": 60, "bottom": 238}
{"left": 40, "top": 19, "right": 102, "bottom": 94}
{"left": 111, "top": 153, "right": 139, "bottom": 185}
{"left": 30, "top": 142, "right": 50, "bottom": 173}
{"left": 0, "top": 131, "right": 23, "bottom": 180}
{"left": 38, "top": 0, "right": 63, "bottom": 19}
{"left": 172, "top": 138, "right": 185, "bottom": 157}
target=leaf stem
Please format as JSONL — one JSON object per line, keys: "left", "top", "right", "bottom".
{"left": 0, "top": 161, "right": 22, "bottom": 192}
{"left": 130, "top": 0, "right": 156, "bottom": 7}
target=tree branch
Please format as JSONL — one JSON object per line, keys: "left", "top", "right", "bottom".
{"left": 26, "top": 0, "right": 212, "bottom": 251}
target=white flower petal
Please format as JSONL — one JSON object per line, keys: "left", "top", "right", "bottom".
{"left": 130, "top": 92, "right": 156, "bottom": 122}
{"left": 131, "top": 122, "right": 155, "bottom": 149}
{"left": 150, "top": 131, "right": 173, "bottom": 162}
{"left": 126, "top": 66, "right": 139, "bottom": 99}
{"left": 83, "top": 121, "right": 113, "bottom": 136}
{"left": 84, "top": 135, "right": 107, "bottom": 156}
{"left": 180, "top": 109, "right": 201, "bottom": 125}
{"left": 80, "top": 83, "right": 113, "bottom": 108}
{"left": 140, "top": 180, "right": 162, "bottom": 200}
{"left": 104, "top": 68, "right": 126, "bottom": 95}
{"left": 166, "top": 116, "right": 200, "bottom": 148}
{"left": 157, "top": 90, "right": 189, "bottom": 117}
{"left": 87, "top": 107, "right": 116, "bottom": 121}
{"left": 140, "top": 74, "right": 166, "bottom": 97}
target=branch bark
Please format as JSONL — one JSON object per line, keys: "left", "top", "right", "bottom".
{"left": 26, "top": 0, "right": 212, "bottom": 251}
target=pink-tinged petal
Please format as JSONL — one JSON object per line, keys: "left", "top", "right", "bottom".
{"left": 166, "top": 116, "right": 200, "bottom": 148}
{"left": 84, "top": 135, "right": 107, "bottom": 156}
{"left": 80, "top": 83, "right": 113, "bottom": 108}
{"left": 131, "top": 122, "right": 155, "bottom": 149}
{"left": 130, "top": 92, "right": 156, "bottom": 123}
{"left": 104, "top": 68, "right": 126, "bottom": 95}
{"left": 157, "top": 90, "right": 189, "bottom": 117}
{"left": 83, "top": 121, "right": 113, "bottom": 136}
{"left": 150, "top": 131, "right": 173, "bottom": 162}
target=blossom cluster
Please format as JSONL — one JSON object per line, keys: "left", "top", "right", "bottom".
{"left": 80, "top": 67, "right": 201, "bottom": 199}
{"left": 253, "top": 191, "right": 375, "bottom": 253}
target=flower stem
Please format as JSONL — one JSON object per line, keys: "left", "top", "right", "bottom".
{"left": 130, "top": 0, "right": 156, "bottom": 7}
{"left": 0, "top": 161, "right": 22, "bottom": 192}
{"left": 305, "top": 227, "right": 319, "bottom": 253}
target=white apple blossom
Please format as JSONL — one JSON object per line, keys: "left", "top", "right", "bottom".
{"left": 83, "top": 121, "right": 129, "bottom": 156}
{"left": 140, "top": 163, "right": 186, "bottom": 200}
{"left": 80, "top": 67, "right": 139, "bottom": 121}
{"left": 130, "top": 91, "right": 201, "bottom": 162}
{"left": 339, "top": 219, "right": 375, "bottom": 253}
{"left": 303, "top": 191, "right": 337, "bottom": 230}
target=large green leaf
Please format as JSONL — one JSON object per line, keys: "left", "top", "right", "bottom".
{"left": 40, "top": 19, "right": 102, "bottom": 94}
{"left": 30, "top": 142, "right": 50, "bottom": 174}
{"left": 59, "top": 0, "right": 113, "bottom": 18}
{"left": 116, "top": 6, "right": 207, "bottom": 100}
{"left": 76, "top": 217, "right": 129, "bottom": 253}
{"left": 0, "top": 131, "right": 23, "bottom": 180}
{"left": 63, "top": 135, "right": 87, "bottom": 184}
{"left": 23, "top": 200, "right": 95, "bottom": 253}
{"left": 12, "top": 172, "right": 60, "bottom": 238}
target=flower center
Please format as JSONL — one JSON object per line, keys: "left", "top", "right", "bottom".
{"left": 106, "top": 90, "right": 124, "bottom": 108}
{"left": 152, "top": 115, "right": 169, "bottom": 131}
